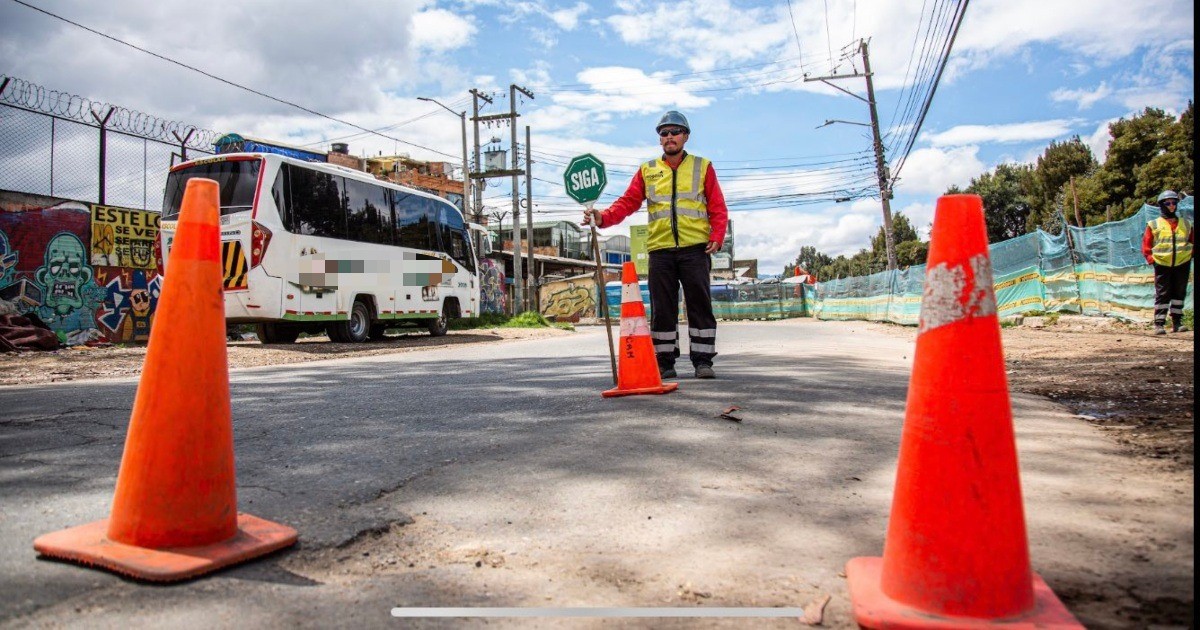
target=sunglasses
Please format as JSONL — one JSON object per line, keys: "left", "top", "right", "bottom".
{"left": 1162, "top": 200, "right": 1178, "bottom": 206}
{"left": 658, "top": 128, "right": 686, "bottom": 137}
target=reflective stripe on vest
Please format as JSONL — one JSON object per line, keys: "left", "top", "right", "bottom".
{"left": 1149, "top": 217, "right": 1193, "bottom": 266}
{"left": 641, "top": 154, "right": 711, "bottom": 251}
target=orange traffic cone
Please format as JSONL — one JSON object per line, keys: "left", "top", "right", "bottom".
{"left": 602, "top": 261, "right": 679, "bottom": 398}
{"left": 34, "top": 178, "right": 297, "bottom": 582}
{"left": 845, "top": 195, "right": 1082, "bottom": 628}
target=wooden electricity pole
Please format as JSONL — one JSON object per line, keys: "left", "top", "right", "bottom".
{"left": 805, "top": 39, "right": 898, "bottom": 271}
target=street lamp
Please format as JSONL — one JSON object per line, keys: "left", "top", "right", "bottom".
{"left": 417, "top": 96, "right": 472, "bottom": 222}
{"left": 816, "top": 119, "right": 872, "bottom": 129}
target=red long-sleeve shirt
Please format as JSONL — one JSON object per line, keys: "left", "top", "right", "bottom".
{"left": 1142, "top": 217, "right": 1194, "bottom": 265}
{"left": 596, "top": 155, "right": 729, "bottom": 247}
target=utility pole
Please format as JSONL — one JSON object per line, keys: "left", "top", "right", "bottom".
{"left": 469, "top": 85, "right": 533, "bottom": 314}
{"left": 524, "top": 125, "right": 535, "bottom": 313}
{"left": 806, "top": 39, "right": 898, "bottom": 271}
{"left": 469, "top": 89, "right": 492, "bottom": 224}
{"left": 510, "top": 84, "right": 535, "bottom": 313}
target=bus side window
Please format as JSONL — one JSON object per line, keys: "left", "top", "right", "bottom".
{"left": 395, "top": 193, "right": 432, "bottom": 251}
{"left": 451, "top": 229, "right": 474, "bottom": 274}
{"left": 271, "top": 166, "right": 290, "bottom": 228}
{"left": 290, "top": 167, "right": 346, "bottom": 238}
{"left": 345, "top": 178, "right": 392, "bottom": 245}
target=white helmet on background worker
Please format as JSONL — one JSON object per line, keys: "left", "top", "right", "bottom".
{"left": 1156, "top": 190, "right": 1180, "bottom": 205}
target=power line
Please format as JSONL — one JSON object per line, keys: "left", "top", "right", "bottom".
{"left": 785, "top": 0, "right": 805, "bottom": 65}
{"left": 889, "top": 0, "right": 970, "bottom": 187}
{"left": 8, "top": 0, "right": 459, "bottom": 159}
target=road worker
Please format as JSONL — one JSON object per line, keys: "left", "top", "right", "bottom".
{"left": 583, "top": 111, "right": 729, "bottom": 379}
{"left": 1142, "top": 190, "right": 1193, "bottom": 334}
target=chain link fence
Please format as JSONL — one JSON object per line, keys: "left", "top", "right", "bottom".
{"left": 0, "top": 75, "right": 219, "bottom": 211}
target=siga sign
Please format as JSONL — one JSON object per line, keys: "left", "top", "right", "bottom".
{"left": 563, "top": 154, "right": 607, "bottom": 206}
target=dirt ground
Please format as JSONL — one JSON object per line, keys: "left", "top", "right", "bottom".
{"left": 2, "top": 318, "right": 1190, "bottom": 471}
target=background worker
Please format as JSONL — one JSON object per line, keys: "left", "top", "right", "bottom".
{"left": 1142, "top": 190, "right": 1193, "bottom": 334}
{"left": 583, "top": 111, "right": 728, "bottom": 379}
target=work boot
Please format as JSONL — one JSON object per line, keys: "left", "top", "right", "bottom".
{"left": 1154, "top": 324, "right": 1167, "bottom": 335}
{"left": 1172, "top": 323, "right": 1189, "bottom": 333}
{"left": 659, "top": 366, "right": 677, "bottom": 379}
{"left": 694, "top": 364, "right": 715, "bottom": 379}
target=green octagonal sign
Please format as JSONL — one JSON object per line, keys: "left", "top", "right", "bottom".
{"left": 563, "top": 154, "right": 607, "bottom": 206}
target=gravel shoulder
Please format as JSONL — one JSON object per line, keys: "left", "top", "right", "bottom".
{"left": 863, "top": 317, "right": 1195, "bottom": 469}
{"left": 0, "top": 327, "right": 571, "bottom": 386}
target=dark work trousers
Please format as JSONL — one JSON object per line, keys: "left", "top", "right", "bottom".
{"left": 1153, "top": 262, "right": 1192, "bottom": 326}
{"left": 648, "top": 243, "right": 716, "bottom": 369}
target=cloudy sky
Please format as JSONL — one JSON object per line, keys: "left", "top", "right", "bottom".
{"left": 1, "top": 0, "right": 1194, "bottom": 273}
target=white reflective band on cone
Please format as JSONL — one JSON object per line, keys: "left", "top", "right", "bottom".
{"left": 621, "top": 316, "right": 651, "bottom": 337}
{"left": 622, "top": 282, "right": 642, "bottom": 304}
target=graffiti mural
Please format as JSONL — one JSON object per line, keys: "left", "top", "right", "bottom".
{"left": 0, "top": 190, "right": 163, "bottom": 345}
{"left": 34, "top": 232, "right": 107, "bottom": 344}
{"left": 478, "top": 257, "right": 507, "bottom": 315}
{"left": 90, "top": 205, "right": 161, "bottom": 269}
{"left": 96, "top": 268, "right": 162, "bottom": 342}
{"left": 540, "top": 274, "right": 598, "bottom": 322}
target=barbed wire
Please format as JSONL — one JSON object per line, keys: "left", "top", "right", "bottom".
{"left": 0, "top": 74, "right": 219, "bottom": 150}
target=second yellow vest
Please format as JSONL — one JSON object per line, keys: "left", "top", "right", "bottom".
{"left": 1148, "top": 217, "right": 1193, "bottom": 266}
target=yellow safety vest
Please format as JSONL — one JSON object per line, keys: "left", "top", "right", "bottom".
{"left": 1148, "top": 217, "right": 1193, "bottom": 266}
{"left": 641, "top": 153, "right": 711, "bottom": 251}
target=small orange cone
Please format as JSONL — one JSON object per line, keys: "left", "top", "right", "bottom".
{"left": 845, "top": 195, "right": 1082, "bottom": 628}
{"left": 34, "top": 178, "right": 297, "bottom": 582}
{"left": 602, "top": 261, "right": 679, "bottom": 398}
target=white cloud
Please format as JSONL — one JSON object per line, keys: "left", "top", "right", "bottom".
{"left": 411, "top": 9, "right": 477, "bottom": 52}
{"left": 1084, "top": 118, "right": 1116, "bottom": 161}
{"left": 551, "top": 67, "right": 713, "bottom": 116}
{"left": 1050, "top": 83, "right": 1113, "bottom": 110}
{"left": 894, "top": 201, "right": 936, "bottom": 239}
{"left": 605, "top": 0, "right": 792, "bottom": 72}
{"left": 922, "top": 120, "right": 1080, "bottom": 147}
{"left": 895, "top": 145, "right": 986, "bottom": 195}
{"left": 956, "top": 0, "right": 1191, "bottom": 63}
{"left": 728, "top": 207, "right": 879, "bottom": 273}
{"left": 548, "top": 2, "right": 589, "bottom": 30}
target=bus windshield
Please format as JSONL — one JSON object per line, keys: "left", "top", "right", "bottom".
{"left": 162, "top": 158, "right": 261, "bottom": 219}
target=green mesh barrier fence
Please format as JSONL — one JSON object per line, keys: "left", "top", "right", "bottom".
{"left": 814, "top": 197, "right": 1194, "bottom": 324}
{"left": 605, "top": 280, "right": 811, "bottom": 321}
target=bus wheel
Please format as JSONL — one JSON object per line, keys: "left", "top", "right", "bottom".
{"left": 328, "top": 301, "right": 371, "bottom": 343}
{"left": 257, "top": 323, "right": 300, "bottom": 344}
{"left": 426, "top": 307, "right": 449, "bottom": 337}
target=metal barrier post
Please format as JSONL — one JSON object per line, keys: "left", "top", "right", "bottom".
{"left": 91, "top": 105, "right": 114, "bottom": 204}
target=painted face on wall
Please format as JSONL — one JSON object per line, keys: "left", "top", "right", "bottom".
{"left": 129, "top": 271, "right": 152, "bottom": 317}
{"left": 36, "top": 233, "right": 92, "bottom": 314}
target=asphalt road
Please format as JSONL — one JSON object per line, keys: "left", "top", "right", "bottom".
{"left": 0, "top": 320, "right": 1192, "bottom": 628}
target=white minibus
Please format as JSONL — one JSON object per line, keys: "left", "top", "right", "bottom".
{"left": 159, "top": 153, "right": 479, "bottom": 343}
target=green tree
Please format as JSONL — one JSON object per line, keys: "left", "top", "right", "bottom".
{"left": 1102, "top": 107, "right": 1177, "bottom": 217}
{"left": 784, "top": 245, "right": 832, "bottom": 278}
{"left": 1029, "top": 137, "right": 1098, "bottom": 230}
{"left": 870, "top": 213, "right": 919, "bottom": 253}
{"left": 954, "top": 163, "right": 1034, "bottom": 244}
